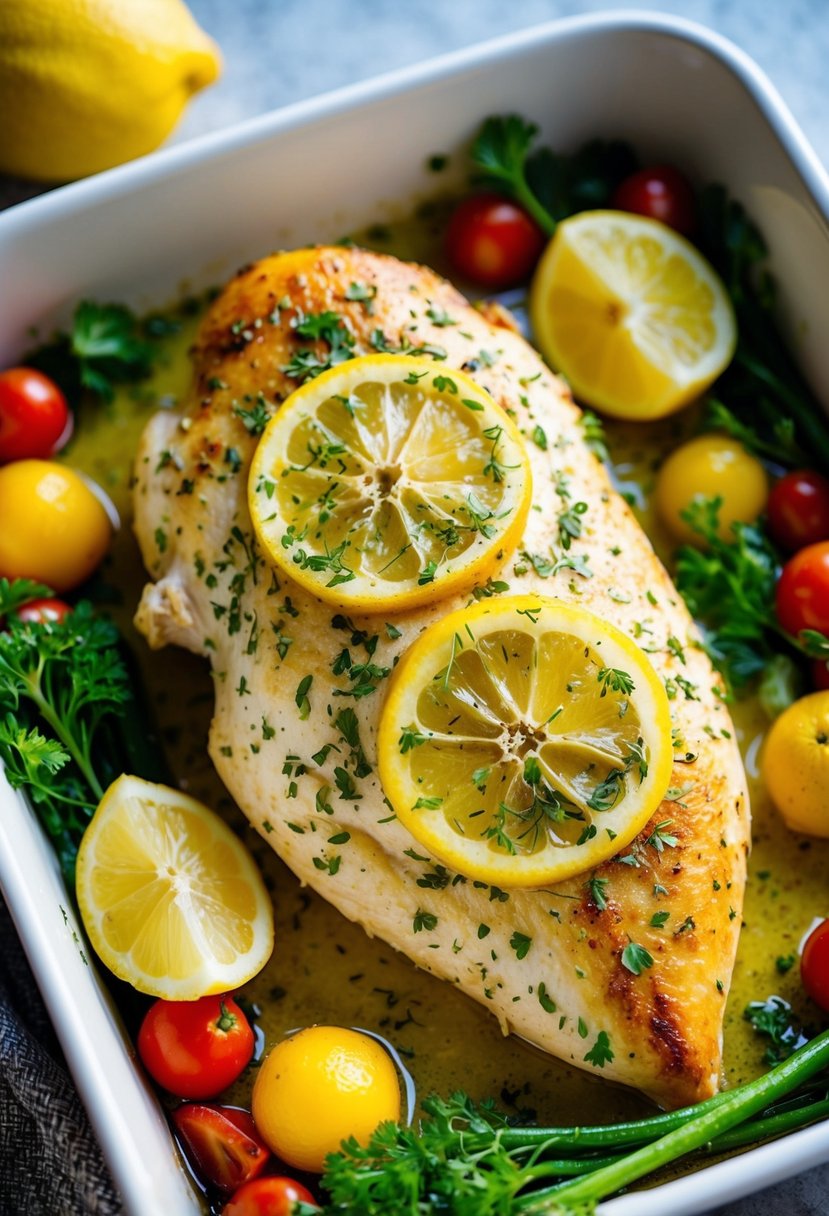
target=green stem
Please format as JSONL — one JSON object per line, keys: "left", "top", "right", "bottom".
{"left": 531, "top": 1030, "right": 829, "bottom": 1210}
{"left": 518, "top": 1153, "right": 623, "bottom": 1179}
{"left": 510, "top": 174, "right": 557, "bottom": 237}
{"left": 706, "top": 1095, "right": 829, "bottom": 1152}
{"left": 518, "top": 1093, "right": 829, "bottom": 1211}
{"left": 25, "top": 677, "right": 103, "bottom": 800}
{"left": 736, "top": 350, "right": 829, "bottom": 472}
{"left": 501, "top": 1091, "right": 735, "bottom": 1154}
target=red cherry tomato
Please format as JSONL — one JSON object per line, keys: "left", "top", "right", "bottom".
{"left": 0, "top": 368, "right": 71, "bottom": 463}
{"left": 222, "top": 1176, "right": 317, "bottom": 1216}
{"left": 138, "top": 994, "right": 254, "bottom": 1099}
{"left": 444, "top": 193, "right": 546, "bottom": 289}
{"left": 172, "top": 1104, "right": 270, "bottom": 1193}
{"left": 801, "top": 918, "right": 829, "bottom": 1011}
{"left": 775, "top": 541, "right": 829, "bottom": 637}
{"left": 14, "top": 598, "right": 72, "bottom": 625}
{"left": 611, "top": 165, "right": 696, "bottom": 235}
{"left": 767, "top": 469, "right": 829, "bottom": 552}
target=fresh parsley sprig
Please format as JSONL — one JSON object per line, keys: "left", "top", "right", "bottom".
{"left": 0, "top": 583, "right": 131, "bottom": 883}
{"left": 471, "top": 116, "right": 638, "bottom": 237}
{"left": 28, "top": 300, "right": 157, "bottom": 404}
{"left": 673, "top": 497, "right": 829, "bottom": 693}
{"left": 315, "top": 1032, "right": 829, "bottom": 1214}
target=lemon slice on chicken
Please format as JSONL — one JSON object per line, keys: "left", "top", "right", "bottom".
{"left": 76, "top": 775, "right": 274, "bottom": 998}
{"left": 530, "top": 211, "right": 736, "bottom": 421}
{"left": 249, "top": 354, "right": 531, "bottom": 612}
{"left": 378, "top": 596, "right": 673, "bottom": 888}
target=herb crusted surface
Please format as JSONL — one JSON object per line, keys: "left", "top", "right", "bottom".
{"left": 132, "top": 245, "right": 749, "bottom": 1108}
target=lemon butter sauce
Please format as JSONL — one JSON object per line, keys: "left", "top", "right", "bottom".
{"left": 63, "top": 233, "right": 829, "bottom": 1135}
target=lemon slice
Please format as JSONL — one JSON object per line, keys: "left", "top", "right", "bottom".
{"left": 76, "top": 775, "right": 274, "bottom": 999}
{"left": 530, "top": 211, "right": 736, "bottom": 421}
{"left": 377, "top": 595, "right": 673, "bottom": 888}
{"left": 249, "top": 354, "right": 531, "bottom": 613}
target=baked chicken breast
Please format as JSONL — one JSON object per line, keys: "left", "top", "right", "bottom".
{"left": 133, "top": 246, "right": 749, "bottom": 1108}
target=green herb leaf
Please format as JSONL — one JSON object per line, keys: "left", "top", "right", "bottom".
{"left": 584, "top": 1029, "right": 614, "bottom": 1069}
{"left": 510, "top": 931, "right": 532, "bottom": 960}
{"left": 744, "top": 996, "right": 806, "bottom": 1064}
{"left": 0, "top": 596, "right": 132, "bottom": 883}
{"left": 621, "top": 942, "right": 654, "bottom": 976}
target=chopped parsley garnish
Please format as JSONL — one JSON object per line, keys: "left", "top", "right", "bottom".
{"left": 413, "top": 909, "right": 438, "bottom": 933}
{"left": 283, "top": 310, "right": 355, "bottom": 382}
{"left": 584, "top": 1030, "right": 614, "bottom": 1069}
{"left": 646, "top": 820, "right": 679, "bottom": 852}
{"left": 399, "top": 723, "right": 427, "bottom": 753}
{"left": 345, "top": 281, "right": 377, "bottom": 312}
{"left": 537, "top": 982, "right": 556, "bottom": 1013}
{"left": 621, "top": 942, "right": 654, "bottom": 976}
{"left": 597, "top": 667, "right": 635, "bottom": 697}
{"left": 294, "top": 674, "right": 313, "bottom": 719}
{"left": 233, "top": 394, "right": 273, "bottom": 435}
{"left": 510, "top": 931, "right": 532, "bottom": 960}
{"left": 744, "top": 996, "right": 807, "bottom": 1064}
{"left": 585, "top": 876, "right": 609, "bottom": 911}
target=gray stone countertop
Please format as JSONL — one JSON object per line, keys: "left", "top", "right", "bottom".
{"left": 1, "top": 2, "right": 827, "bottom": 1214}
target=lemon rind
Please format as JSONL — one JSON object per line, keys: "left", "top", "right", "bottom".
{"left": 530, "top": 211, "right": 737, "bottom": 422}
{"left": 248, "top": 354, "right": 532, "bottom": 614}
{"left": 76, "top": 774, "right": 274, "bottom": 1000}
{"left": 377, "top": 595, "right": 674, "bottom": 889}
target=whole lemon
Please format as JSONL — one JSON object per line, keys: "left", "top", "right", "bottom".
{"left": 252, "top": 1026, "right": 401, "bottom": 1173}
{"left": 762, "top": 690, "right": 829, "bottom": 838}
{"left": 0, "top": 0, "right": 221, "bottom": 181}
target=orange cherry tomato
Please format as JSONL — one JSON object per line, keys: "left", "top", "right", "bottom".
{"left": 0, "top": 460, "right": 111, "bottom": 592}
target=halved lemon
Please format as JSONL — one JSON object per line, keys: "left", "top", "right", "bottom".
{"left": 378, "top": 595, "right": 673, "bottom": 887}
{"left": 76, "top": 775, "right": 274, "bottom": 999}
{"left": 248, "top": 354, "right": 531, "bottom": 613}
{"left": 530, "top": 211, "right": 737, "bottom": 421}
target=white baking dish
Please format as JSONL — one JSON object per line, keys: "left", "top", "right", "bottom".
{"left": 1, "top": 12, "right": 828, "bottom": 1215}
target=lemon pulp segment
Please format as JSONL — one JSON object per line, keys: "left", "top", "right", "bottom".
{"left": 76, "top": 775, "right": 274, "bottom": 999}
{"left": 378, "top": 596, "right": 674, "bottom": 887}
{"left": 249, "top": 355, "right": 531, "bottom": 613}
{"left": 530, "top": 211, "right": 736, "bottom": 421}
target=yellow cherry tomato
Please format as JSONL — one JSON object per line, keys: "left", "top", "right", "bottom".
{"left": 655, "top": 433, "right": 768, "bottom": 545}
{"left": 762, "top": 691, "right": 829, "bottom": 837}
{"left": 0, "top": 459, "right": 112, "bottom": 592}
{"left": 252, "top": 1026, "right": 400, "bottom": 1172}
